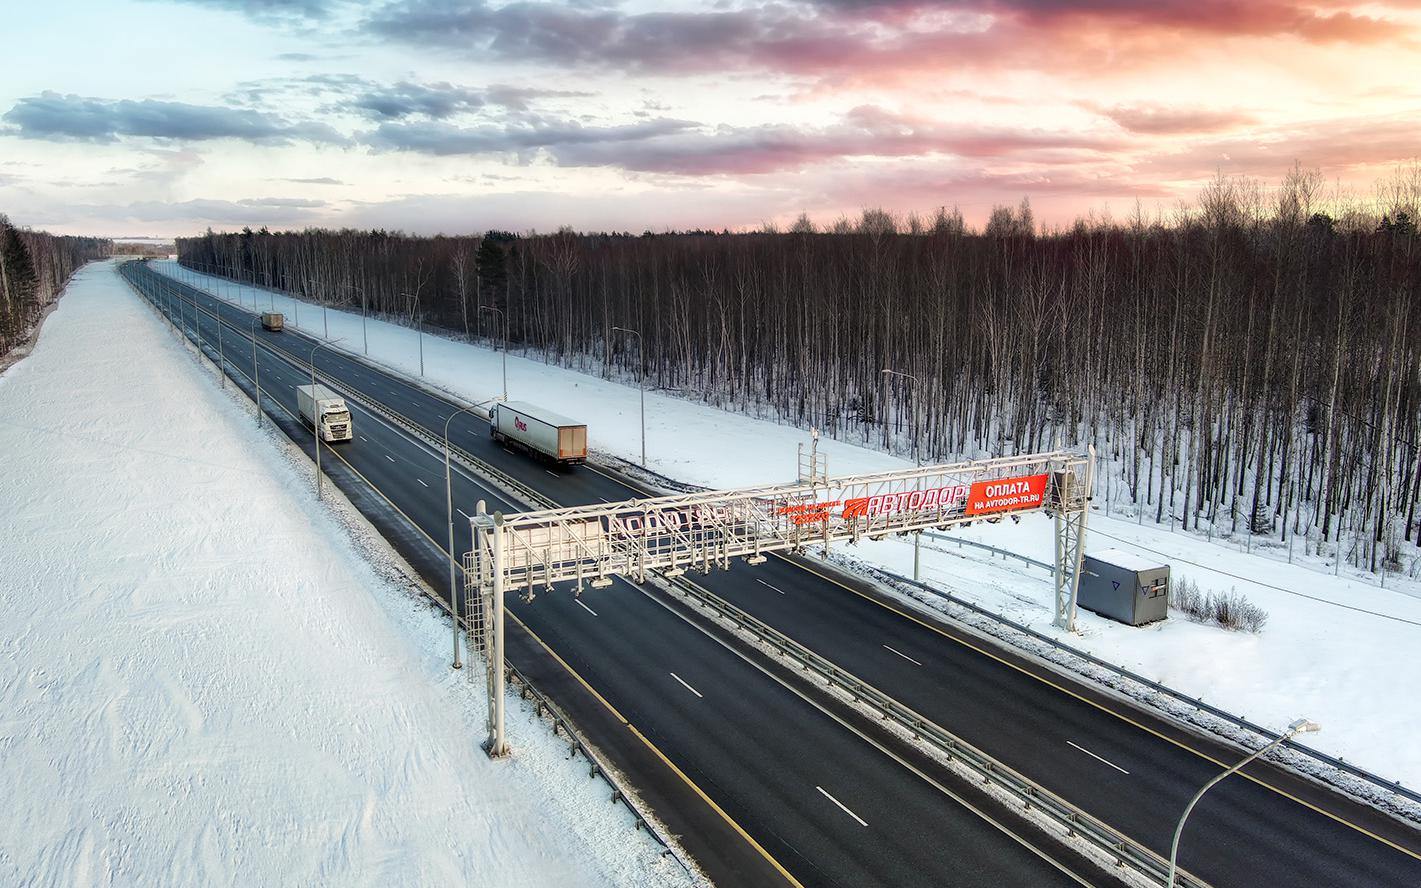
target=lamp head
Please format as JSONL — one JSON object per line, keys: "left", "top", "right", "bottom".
{"left": 1287, "top": 718, "right": 1321, "bottom": 735}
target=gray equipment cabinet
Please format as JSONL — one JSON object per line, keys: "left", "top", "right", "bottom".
{"left": 1079, "top": 549, "right": 1170, "bottom": 626}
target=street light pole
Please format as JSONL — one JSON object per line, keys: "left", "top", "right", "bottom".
{"left": 445, "top": 402, "right": 486, "bottom": 670}
{"left": 613, "top": 326, "right": 645, "bottom": 467}
{"left": 1167, "top": 718, "right": 1320, "bottom": 887}
{"left": 400, "top": 293, "right": 424, "bottom": 376}
{"left": 216, "top": 296, "right": 225, "bottom": 389}
{"left": 883, "top": 368, "right": 922, "bottom": 580}
{"left": 283, "top": 274, "right": 300, "bottom": 328}
{"left": 249, "top": 315, "right": 263, "bottom": 427}
{"left": 337, "top": 283, "right": 368, "bottom": 355}
{"left": 480, "top": 306, "right": 507, "bottom": 400}
{"left": 308, "top": 338, "right": 347, "bottom": 500}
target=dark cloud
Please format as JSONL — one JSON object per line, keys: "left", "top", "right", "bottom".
{"left": 484, "top": 84, "right": 596, "bottom": 111}
{"left": 348, "top": 81, "right": 486, "bottom": 119}
{"left": 2, "top": 92, "right": 346, "bottom": 145}
{"left": 361, "top": 0, "right": 1410, "bottom": 79}
{"left": 72, "top": 197, "right": 326, "bottom": 227}
{"left": 165, "top": 0, "right": 331, "bottom": 21}
{"left": 228, "top": 75, "right": 588, "bottom": 121}
{"left": 362, "top": 115, "right": 695, "bottom": 158}
{"left": 275, "top": 51, "right": 321, "bottom": 61}
{"left": 363, "top": 104, "right": 1122, "bottom": 175}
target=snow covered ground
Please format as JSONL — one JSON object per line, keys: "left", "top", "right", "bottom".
{"left": 0, "top": 261, "right": 694, "bottom": 888}
{"left": 153, "top": 261, "right": 1421, "bottom": 791}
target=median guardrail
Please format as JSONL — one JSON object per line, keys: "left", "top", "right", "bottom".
{"left": 663, "top": 572, "right": 1211, "bottom": 888}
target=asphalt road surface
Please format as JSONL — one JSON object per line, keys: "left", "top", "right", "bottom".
{"left": 126, "top": 261, "right": 1421, "bottom": 888}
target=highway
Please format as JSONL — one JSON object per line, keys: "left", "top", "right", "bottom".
{"left": 121, "top": 261, "right": 1100, "bottom": 888}
{"left": 127, "top": 260, "right": 1421, "bottom": 887}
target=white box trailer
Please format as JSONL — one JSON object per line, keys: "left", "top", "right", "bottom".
{"left": 296, "top": 384, "right": 353, "bottom": 443}
{"left": 490, "top": 401, "right": 587, "bottom": 465}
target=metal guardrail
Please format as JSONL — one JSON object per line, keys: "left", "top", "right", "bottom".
{"left": 122, "top": 264, "right": 699, "bottom": 881}
{"left": 925, "top": 531, "right": 1056, "bottom": 572}
{"left": 662, "top": 574, "right": 1211, "bottom": 888}
{"left": 846, "top": 549, "right": 1421, "bottom": 815}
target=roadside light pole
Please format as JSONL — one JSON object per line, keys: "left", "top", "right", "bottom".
{"left": 480, "top": 305, "right": 507, "bottom": 400}
{"left": 883, "top": 368, "right": 922, "bottom": 580}
{"left": 613, "top": 326, "right": 645, "bottom": 467}
{"left": 309, "top": 338, "right": 346, "bottom": 501}
{"left": 282, "top": 274, "right": 300, "bottom": 329}
{"left": 444, "top": 402, "right": 487, "bottom": 670}
{"left": 216, "top": 296, "right": 225, "bottom": 389}
{"left": 249, "top": 315, "right": 263, "bottom": 427}
{"left": 1168, "top": 718, "right": 1321, "bottom": 887}
{"left": 400, "top": 293, "right": 425, "bottom": 376}
{"left": 337, "top": 282, "right": 368, "bottom": 355}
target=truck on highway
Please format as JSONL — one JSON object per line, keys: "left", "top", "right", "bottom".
{"left": 490, "top": 401, "right": 587, "bottom": 466}
{"left": 261, "top": 312, "right": 284, "bottom": 331}
{"left": 296, "top": 384, "right": 353, "bottom": 442}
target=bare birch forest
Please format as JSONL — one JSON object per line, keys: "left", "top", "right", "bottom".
{"left": 0, "top": 215, "right": 109, "bottom": 360}
{"left": 177, "top": 169, "right": 1421, "bottom": 576}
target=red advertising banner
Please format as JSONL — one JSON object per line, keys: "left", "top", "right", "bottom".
{"left": 964, "top": 473, "right": 1049, "bottom": 516}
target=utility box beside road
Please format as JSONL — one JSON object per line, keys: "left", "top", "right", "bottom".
{"left": 1079, "top": 549, "right": 1170, "bottom": 626}
{"left": 261, "top": 312, "right": 284, "bottom": 331}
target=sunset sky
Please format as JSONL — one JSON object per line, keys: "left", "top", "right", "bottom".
{"left": 3, "top": 0, "right": 1418, "bottom": 236}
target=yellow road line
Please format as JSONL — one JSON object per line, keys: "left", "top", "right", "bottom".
{"left": 511, "top": 612, "right": 806, "bottom": 888}
{"left": 779, "top": 553, "right": 1421, "bottom": 861}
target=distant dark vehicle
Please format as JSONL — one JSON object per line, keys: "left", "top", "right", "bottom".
{"left": 490, "top": 401, "right": 587, "bottom": 466}
{"left": 261, "top": 312, "right": 284, "bottom": 332}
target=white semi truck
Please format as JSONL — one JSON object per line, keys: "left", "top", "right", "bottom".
{"left": 296, "top": 384, "right": 353, "bottom": 442}
{"left": 490, "top": 401, "right": 587, "bottom": 466}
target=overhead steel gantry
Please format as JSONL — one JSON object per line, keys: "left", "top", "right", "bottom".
{"left": 466, "top": 446, "right": 1094, "bottom": 756}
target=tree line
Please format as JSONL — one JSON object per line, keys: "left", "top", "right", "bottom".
{"left": 176, "top": 167, "right": 1421, "bottom": 576}
{"left": 0, "top": 214, "right": 110, "bottom": 360}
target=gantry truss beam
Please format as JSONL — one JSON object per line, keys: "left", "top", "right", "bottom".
{"left": 469, "top": 447, "right": 1092, "bottom": 608}
{"left": 464, "top": 446, "right": 1093, "bottom": 754}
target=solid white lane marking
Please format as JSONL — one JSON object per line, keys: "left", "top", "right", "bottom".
{"left": 417, "top": 478, "right": 428, "bottom": 487}
{"left": 1067, "top": 740, "right": 1130, "bottom": 775}
{"left": 545, "top": 470, "right": 559, "bottom": 477}
{"left": 816, "top": 786, "right": 867, "bottom": 827}
{"left": 385, "top": 454, "right": 396, "bottom": 463}
{"left": 669, "top": 672, "right": 703, "bottom": 698}
{"left": 502, "top": 448, "right": 513, "bottom": 455}
{"left": 756, "top": 579, "right": 786, "bottom": 595}
{"left": 457, "top": 508, "right": 473, "bottom": 519}
{"left": 882, "top": 644, "right": 923, "bottom": 666}
{"left": 575, "top": 599, "right": 599, "bottom": 617}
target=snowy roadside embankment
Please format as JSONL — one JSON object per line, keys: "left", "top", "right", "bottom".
{"left": 153, "top": 260, "right": 1421, "bottom": 791}
{"left": 0, "top": 261, "right": 692, "bottom": 888}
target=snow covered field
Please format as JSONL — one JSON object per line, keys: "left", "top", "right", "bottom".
{"left": 154, "top": 261, "right": 1421, "bottom": 791}
{"left": 0, "top": 261, "right": 693, "bottom": 888}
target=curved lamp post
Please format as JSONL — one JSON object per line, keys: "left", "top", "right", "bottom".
{"left": 1167, "top": 718, "right": 1321, "bottom": 886}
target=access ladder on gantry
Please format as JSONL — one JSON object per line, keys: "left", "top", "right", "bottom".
{"left": 464, "top": 447, "right": 1094, "bottom": 756}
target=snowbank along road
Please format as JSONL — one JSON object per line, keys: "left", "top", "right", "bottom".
{"left": 0, "top": 260, "right": 691, "bottom": 888}
{"left": 128, "top": 259, "right": 1421, "bottom": 888}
